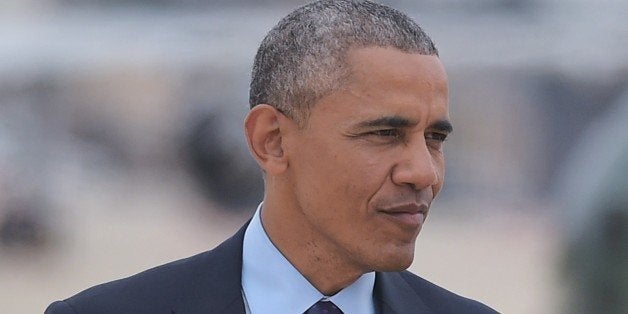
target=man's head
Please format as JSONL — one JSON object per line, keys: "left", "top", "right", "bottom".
{"left": 249, "top": 0, "right": 438, "bottom": 125}
{"left": 245, "top": 0, "right": 449, "bottom": 293}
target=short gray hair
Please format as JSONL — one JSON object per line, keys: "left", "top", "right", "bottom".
{"left": 249, "top": 0, "right": 438, "bottom": 125}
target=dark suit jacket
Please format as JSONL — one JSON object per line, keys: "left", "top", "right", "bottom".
{"left": 46, "top": 224, "right": 498, "bottom": 314}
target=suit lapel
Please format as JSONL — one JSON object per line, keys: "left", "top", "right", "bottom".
{"left": 189, "top": 223, "right": 249, "bottom": 314}
{"left": 374, "top": 272, "right": 432, "bottom": 314}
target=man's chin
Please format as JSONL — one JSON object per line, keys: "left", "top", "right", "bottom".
{"left": 375, "top": 260, "right": 414, "bottom": 272}
{"left": 367, "top": 250, "right": 415, "bottom": 272}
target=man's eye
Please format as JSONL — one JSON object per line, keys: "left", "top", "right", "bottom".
{"left": 425, "top": 132, "right": 448, "bottom": 142}
{"left": 369, "top": 129, "right": 400, "bottom": 137}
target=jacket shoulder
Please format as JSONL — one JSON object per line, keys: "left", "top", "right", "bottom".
{"left": 46, "top": 250, "right": 216, "bottom": 313}
{"left": 45, "top": 225, "right": 247, "bottom": 314}
{"left": 398, "top": 271, "right": 499, "bottom": 313}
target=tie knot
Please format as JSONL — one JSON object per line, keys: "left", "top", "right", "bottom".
{"left": 304, "top": 300, "right": 344, "bottom": 314}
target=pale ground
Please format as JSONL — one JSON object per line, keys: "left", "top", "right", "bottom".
{"left": 0, "top": 175, "right": 565, "bottom": 313}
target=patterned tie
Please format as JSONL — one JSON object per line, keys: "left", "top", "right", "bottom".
{"left": 304, "top": 300, "right": 344, "bottom": 314}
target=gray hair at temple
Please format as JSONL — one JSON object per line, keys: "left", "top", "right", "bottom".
{"left": 249, "top": 0, "right": 438, "bottom": 125}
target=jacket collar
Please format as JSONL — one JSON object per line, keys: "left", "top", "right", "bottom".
{"left": 374, "top": 271, "right": 432, "bottom": 314}
{"left": 196, "top": 222, "right": 249, "bottom": 314}
{"left": 202, "top": 221, "right": 432, "bottom": 314}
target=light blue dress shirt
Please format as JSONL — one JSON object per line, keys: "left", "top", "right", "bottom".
{"left": 241, "top": 203, "right": 376, "bottom": 314}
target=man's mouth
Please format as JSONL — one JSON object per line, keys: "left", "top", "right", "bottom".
{"left": 377, "top": 203, "right": 428, "bottom": 229}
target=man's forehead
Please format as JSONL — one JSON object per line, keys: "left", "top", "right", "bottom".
{"left": 345, "top": 46, "right": 444, "bottom": 71}
{"left": 342, "top": 47, "right": 447, "bottom": 92}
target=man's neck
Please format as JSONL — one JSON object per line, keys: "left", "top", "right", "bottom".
{"left": 260, "top": 197, "right": 367, "bottom": 295}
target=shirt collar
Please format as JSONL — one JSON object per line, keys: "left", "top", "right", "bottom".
{"left": 241, "top": 203, "right": 375, "bottom": 314}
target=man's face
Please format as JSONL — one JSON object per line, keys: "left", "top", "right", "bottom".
{"left": 282, "top": 46, "right": 450, "bottom": 272}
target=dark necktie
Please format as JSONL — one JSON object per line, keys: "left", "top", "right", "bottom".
{"left": 304, "top": 300, "right": 344, "bottom": 314}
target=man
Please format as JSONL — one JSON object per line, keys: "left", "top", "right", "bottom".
{"left": 46, "top": 1, "right": 497, "bottom": 313}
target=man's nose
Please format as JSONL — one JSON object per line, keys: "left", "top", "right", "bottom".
{"left": 391, "top": 139, "right": 439, "bottom": 190}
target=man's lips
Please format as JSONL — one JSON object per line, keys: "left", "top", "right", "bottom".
{"left": 377, "top": 203, "right": 429, "bottom": 228}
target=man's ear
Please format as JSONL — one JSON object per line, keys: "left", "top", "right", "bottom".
{"left": 244, "top": 104, "right": 289, "bottom": 175}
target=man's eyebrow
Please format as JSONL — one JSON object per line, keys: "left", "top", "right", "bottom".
{"left": 430, "top": 119, "right": 454, "bottom": 134}
{"left": 356, "top": 116, "right": 417, "bottom": 128}
{"left": 356, "top": 116, "right": 453, "bottom": 133}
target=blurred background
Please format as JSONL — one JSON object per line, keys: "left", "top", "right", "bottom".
{"left": 1, "top": 0, "right": 626, "bottom": 313}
